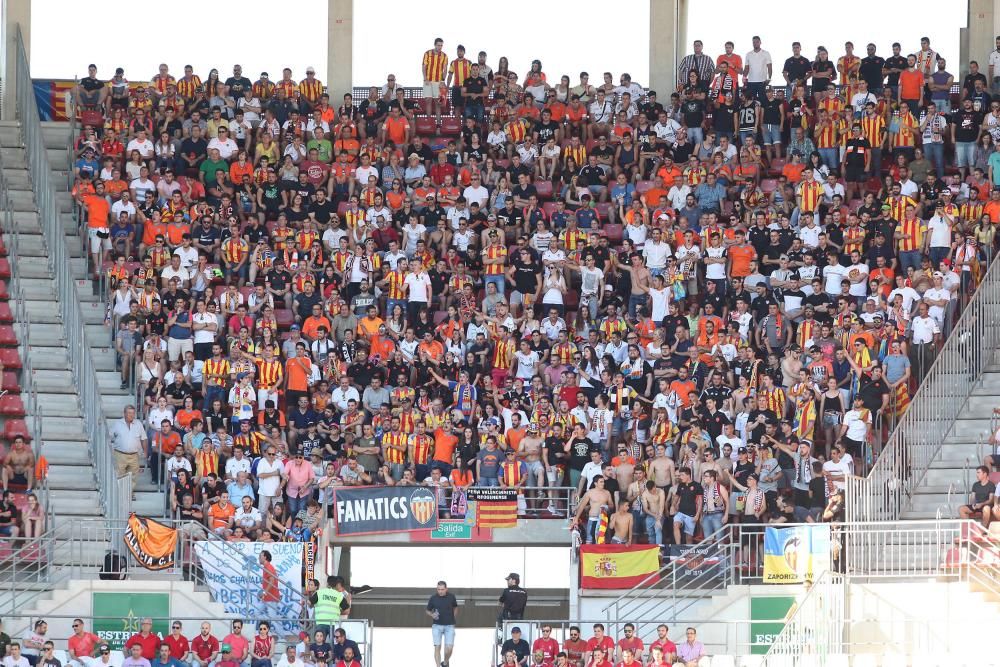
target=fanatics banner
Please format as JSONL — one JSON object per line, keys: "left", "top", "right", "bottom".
{"left": 580, "top": 544, "right": 661, "bottom": 589}
{"left": 333, "top": 485, "right": 439, "bottom": 536}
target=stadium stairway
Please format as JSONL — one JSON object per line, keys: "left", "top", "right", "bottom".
{"left": 38, "top": 121, "right": 165, "bottom": 517}
{"left": 902, "top": 370, "right": 1000, "bottom": 520}
{"left": 0, "top": 119, "right": 102, "bottom": 521}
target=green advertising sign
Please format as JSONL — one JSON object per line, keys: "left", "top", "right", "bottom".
{"left": 431, "top": 521, "right": 473, "bottom": 540}
{"left": 92, "top": 593, "right": 171, "bottom": 651}
{"left": 749, "top": 595, "right": 796, "bottom": 655}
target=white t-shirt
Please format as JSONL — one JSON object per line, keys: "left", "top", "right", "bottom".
{"left": 322, "top": 227, "right": 348, "bottom": 251}
{"left": 207, "top": 137, "right": 238, "bottom": 160}
{"left": 845, "top": 263, "right": 869, "bottom": 297}
{"left": 842, "top": 408, "right": 871, "bottom": 441}
{"left": 745, "top": 49, "right": 773, "bottom": 82}
{"left": 888, "top": 286, "right": 920, "bottom": 312}
{"left": 256, "top": 457, "right": 285, "bottom": 496}
{"left": 822, "top": 457, "right": 854, "bottom": 491}
{"left": 704, "top": 245, "right": 727, "bottom": 280}
{"left": 927, "top": 215, "right": 952, "bottom": 248}
{"left": 462, "top": 185, "right": 489, "bottom": 207}
{"left": 174, "top": 246, "right": 199, "bottom": 269}
{"left": 126, "top": 138, "right": 154, "bottom": 157}
{"left": 923, "top": 287, "right": 951, "bottom": 324}
{"left": 225, "top": 456, "right": 252, "bottom": 480}
{"left": 667, "top": 185, "right": 690, "bottom": 210}
{"left": 404, "top": 272, "right": 432, "bottom": 302}
{"left": 649, "top": 287, "right": 670, "bottom": 321}
{"left": 823, "top": 263, "right": 846, "bottom": 295}
{"left": 580, "top": 266, "right": 604, "bottom": 295}
{"left": 192, "top": 311, "right": 217, "bottom": 344}
{"left": 354, "top": 164, "right": 379, "bottom": 184}
{"left": 234, "top": 505, "right": 263, "bottom": 529}
{"left": 654, "top": 118, "right": 682, "bottom": 144}
{"left": 514, "top": 350, "right": 540, "bottom": 379}
{"left": 643, "top": 240, "right": 672, "bottom": 269}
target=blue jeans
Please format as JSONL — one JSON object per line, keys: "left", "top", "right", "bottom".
{"left": 628, "top": 293, "right": 647, "bottom": 319}
{"left": 686, "top": 126, "right": 704, "bottom": 145}
{"left": 204, "top": 384, "right": 226, "bottom": 411}
{"left": 818, "top": 148, "right": 839, "bottom": 170}
{"left": 923, "top": 142, "right": 944, "bottom": 178}
{"left": 701, "top": 511, "right": 724, "bottom": 537}
{"left": 929, "top": 246, "right": 950, "bottom": 268}
{"left": 463, "top": 101, "right": 485, "bottom": 122}
{"left": 287, "top": 493, "right": 309, "bottom": 518}
{"left": 899, "top": 249, "right": 922, "bottom": 274}
{"left": 479, "top": 476, "right": 500, "bottom": 487}
{"left": 956, "top": 142, "right": 976, "bottom": 169}
{"left": 644, "top": 515, "right": 663, "bottom": 546}
{"left": 483, "top": 274, "right": 505, "bottom": 295}
{"left": 745, "top": 82, "right": 766, "bottom": 101}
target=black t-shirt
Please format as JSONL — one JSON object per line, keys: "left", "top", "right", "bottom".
{"left": 844, "top": 138, "right": 871, "bottom": 170}
{"left": 859, "top": 56, "right": 886, "bottom": 89}
{"left": 500, "top": 639, "right": 530, "bottom": 664}
{"left": 952, "top": 110, "right": 981, "bottom": 143}
{"left": 426, "top": 592, "right": 458, "bottom": 625}
{"left": 964, "top": 72, "right": 989, "bottom": 97}
{"left": 811, "top": 61, "right": 836, "bottom": 90}
{"left": 675, "top": 481, "right": 703, "bottom": 516}
{"left": 747, "top": 409, "right": 778, "bottom": 443}
{"left": 224, "top": 76, "right": 253, "bottom": 98}
{"left": 359, "top": 99, "right": 387, "bottom": 134}
{"left": 713, "top": 103, "right": 735, "bottom": 132}
{"left": 858, "top": 377, "right": 889, "bottom": 414}
{"left": 80, "top": 76, "right": 105, "bottom": 92}
{"left": 807, "top": 476, "right": 827, "bottom": 508}
{"left": 311, "top": 199, "right": 336, "bottom": 226}
{"left": 783, "top": 56, "right": 812, "bottom": 84}
{"left": 309, "top": 642, "right": 332, "bottom": 663}
{"left": 568, "top": 437, "right": 596, "bottom": 471}
{"left": 464, "top": 76, "right": 486, "bottom": 102}
{"left": 146, "top": 311, "right": 168, "bottom": 336}
{"left": 544, "top": 435, "right": 567, "bottom": 467}
{"left": 681, "top": 98, "right": 705, "bottom": 128}
{"left": 972, "top": 480, "right": 997, "bottom": 504}
{"left": 762, "top": 98, "right": 784, "bottom": 125}
{"left": 884, "top": 56, "right": 908, "bottom": 87}
{"left": 579, "top": 165, "right": 606, "bottom": 188}
{"left": 180, "top": 137, "right": 207, "bottom": 164}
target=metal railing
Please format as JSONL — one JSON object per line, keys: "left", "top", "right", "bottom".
{"left": 761, "top": 570, "right": 846, "bottom": 663}
{"left": 846, "top": 254, "right": 1000, "bottom": 523}
{"left": 13, "top": 27, "right": 127, "bottom": 523}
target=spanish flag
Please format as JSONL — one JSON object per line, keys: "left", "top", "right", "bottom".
{"left": 580, "top": 545, "right": 661, "bottom": 589}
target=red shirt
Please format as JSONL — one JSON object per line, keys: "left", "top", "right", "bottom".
{"left": 586, "top": 636, "right": 615, "bottom": 653}
{"left": 125, "top": 633, "right": 161, "bottom": 660}
{"left": 563, "top": 639, "right": 589, "bottom": 663}
{"left": 618, "top": 637, "right": 644, "bottom": 656}
{"left": 164, "top": 635, "right": 190, "bottom": 661}
{"left": 68, "top": 633, "right": 101, "bottom": 660}
{"left": 649, "top": 639, "right": 677, "bottom": 656}
{"left": 532, "top": 638, "right": 559, "bottom": 662}
{"left": 191, "top": 635, "right": 220, "bottom": 661}
{"left": 261, "top": 561, "right": 280, "bottom": 602}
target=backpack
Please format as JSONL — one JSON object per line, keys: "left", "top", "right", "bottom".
{"left": 100, "top": 551, "right": 127, "bottom": 580}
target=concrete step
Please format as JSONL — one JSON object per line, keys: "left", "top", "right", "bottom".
{"left": 90, "top": 346, "right": 118, "bottom": 372}
{"left": 19, "top": 278, "right": 56, "bottom": 300}
{"left": 40, "top": 416, "right": 85, "bottom": 441}
{"left": 49, "top": 490, "right": 101, "bottom": 517}
{"left": 15, "top": 260, "right": 55, "bottom": 280}
{"left": 10, "top": 234, "right": 48, "bottom": 258}
{"left": 47, "top": 148, "right": 69, "bottom": 170}
{"left": 46, "top": 464, "right": 95, "bottom": 490}
{"left": 27, "top": 346, "right": 69, "bottom": 370}
{"left": 25, "top": 323, "right": 65, "bottom": 347}
{"left": 32, "top": 369, "right": 74, "bottom": 394}
{"left": 957, "top": 395, "right": 1000, "bottom": 420}
{"left": 42, "top": 440, "right": 92, "bottom": 466}
{"left": 921, "top": 468, "right": 972, "bottom": 487}
{"left": 23, "top": 300, "right": 62, "bottom": 325}
{"left": 8, "top": 189, "right": 34, "bottom": 212}
{"left": 101, "top": 393, "right": 135, "bottom": 417}
{"left": 948, "top": 419, "right": 994, "bottom": 440}
{"left": 34, "top": 392, "right": 81, "bottom": 418}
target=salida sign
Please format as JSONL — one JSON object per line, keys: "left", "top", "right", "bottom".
{"left": 333, "top": 486, "right": 439, "bottom": 536}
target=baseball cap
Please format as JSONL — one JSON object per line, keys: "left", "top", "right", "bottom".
{"left": 99, "top": 646, "right": 110, "bottom": 655}
{"left": 507, "top": 572, "right": 520, "bottom": 581}
{"left": 290, "top": 323, "right": 301, "bottom": 330}
{"left": 221, "top": 644, "right": 232, "bottom": 653}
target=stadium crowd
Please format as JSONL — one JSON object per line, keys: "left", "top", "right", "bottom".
{"left": 0, "top": 617, "right": 364, "bottom": 667}
{"left": 72, "top": 31, "right": 990, "bottom": 555}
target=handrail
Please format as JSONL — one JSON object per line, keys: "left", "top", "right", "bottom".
{"left": 761, "top": 570, "right": 845, "bottom": 662}
{"left": 13, "top": 26, "right": 126, "bottom": 523}
{"left": 846, "top": 255, "right": 1000, "bottom": 522}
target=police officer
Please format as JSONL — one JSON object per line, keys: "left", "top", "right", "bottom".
{"left": 498, "top": 572, "right": 528, "bottom": 620}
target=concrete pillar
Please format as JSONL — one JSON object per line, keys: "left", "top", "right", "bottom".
{"left": 649, "top": 0, "right": 686, "bottom": 98}
{"left": 967, "top": 0, "right": 1000, "bottom": 79}
{"left": 327, "top": 0, "right": 353, "bottom": 101}
{"left": 3, "top": 0, "right": 30, "bottom": 120}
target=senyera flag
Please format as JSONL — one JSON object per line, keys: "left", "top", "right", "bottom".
{"left": 123, "top": 513, "right": 178, "bottom": 571}
{"left": 467, "top": 487, "right": 518, "bottom": 528}
{"left": 580, "top": 544, "right": 661, "bottom": 589}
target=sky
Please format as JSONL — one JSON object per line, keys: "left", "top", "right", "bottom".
{"left": 28, "top": 0, "right": 966, "bottom": 88}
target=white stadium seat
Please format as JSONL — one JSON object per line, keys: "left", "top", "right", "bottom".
{"left": 710, "top": 656, "right": 735, "bottom": 667}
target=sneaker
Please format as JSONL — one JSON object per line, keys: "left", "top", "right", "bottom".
{"left": 546, "top": 503, "right": 558, "bottom": 515}
{"left": 120, "top": 381, "right": 128, "bottom": 390}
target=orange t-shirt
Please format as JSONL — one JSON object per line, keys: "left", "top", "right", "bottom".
{"left": 984, "top": 200, "right": 1000, "bottom": 224}
{"left": 302, "top": 315, "right": 332, "bottom": 341}
{"left": 285, "top": 356, "right": 312, "bottom": 392}
{"left": 357, "top": 316, "right": 384, "bottom": 339}
{"left": 207, "top": 502, "right": 235, "bottom": 530}
{"left": 433, "top": 428, "right": 459, "bottom": 464}
{"left": 85, "top": 194, "right": 111, "bottom": 229}
{"left": 898, "top": 70, "right": 924, "bottom": 100}
{"left": 669, "top": 379, "right": 697, "bottom": 407}
{"left": 166, "top": 222, "right": 191, "bottom": 246}
{"left": 782, "top": 162, "right": 806, "bottom": 184}
{"left": 230, "top": 161, "right": 254, "bottom": 184}
{"left": 728, "top": 244, "right": 756, "bottom": 277}
{"left": 142, "top": 221, "right": 169, "bottom": 246}
{"left": 384, "top": 117, "right": 409, "bottom": 145}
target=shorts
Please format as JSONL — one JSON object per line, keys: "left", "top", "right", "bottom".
{"left": 431, "top": 623, "right": 455, "bottom": 646}
{"left": 524, "top": 459, "right": 545, "bottom": 486}
{"left": 546, "top": 466, "right": 564, "bottom": 487}
{"left": 423, "top": 81, "right": 443, "bottom": 99}
{"left": 674, "top": 511, "right": 696, "bottom": 536}
{"left": 762, "top": 124, "right": 782, "bottom": 146}
{"left": 88, "top": 227, "right": 111, "bottom": 253}
{"left": 845, "top": 168, "right": 867, "bottom": 183}
{"left": 990, "top": 454, "right": 1000, "bottom": 468}
{"left": 0, "top": 525, "right": 13, "bottom": 536}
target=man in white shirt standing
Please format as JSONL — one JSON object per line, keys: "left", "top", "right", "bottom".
{"left": 925, "top": 202, "right": 955, "bottom": 267}
{"left": 255, "top": 446, "right": 285, "bottom": 514}
{"left": 909, "top": 301, "right": 941, "bottom": 383}
{"left": 743, "top": 36, "right": 773, "bottom": 101}
{"left": 404, "top": 264, "right": 433, "bottom": 322}
{"left": 642, "top": 227, "right": 672, "bottom": 277}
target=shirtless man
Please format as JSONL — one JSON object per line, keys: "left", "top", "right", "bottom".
{"left": 607, "top": 500, "right": 634, "bottom": 545}
{"left": 612, "top": 445, "right": 636, "bottom": 489}
{"left": 647, "top": 444, "right": 676, "bottom": 498}
{"left": 641, "top": 480, "right": 666, "bottom": 548}
{"left": 700, "top": 449, "right": 730, "bottom": 488}
{"left": 614, "top": 252, "right": 652, "bottom": 319}
{"left": 3, "top": 435, "right": 35, "bottom": 492}
{"left": 574, "top": 475, "right": 613, "bottom": 544}
{"left": 518, "top": 423, "right": 546, "bottom": 512}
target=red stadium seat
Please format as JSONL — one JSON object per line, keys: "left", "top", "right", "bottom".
{"left": 594, "top": 203, "right": 613, "bottom": 220}
{"left": 636, "top": 180, "right": 655, "bottom": 195}
{"left": 415, "top": 117, "right": 437, "bottom": 137}
{"left": 0, "top": 326, "right": 16, "bottom": 347}
{"left": 0, "top": 237, "right": 7, "bottom": 257}
{"left": 440, "top": 117, "right": 462, "bottom": 136}
{"left": 541, "top": 202, "right": 559, "bottom": 220}
{"left": 563, "top": 290, "right": 580, "bottom": 312}
{"left": 760, "top": 179, "right": 778, "bottom": 194}
{"left": 1, "top": 371, "right": 20, "bottom": 393}
{"left": 534, "top": 181, "right": 554, "bottom": 201}
{"left": 0, "top": 394, "right": 25, "bottom": 417}
{"left": 0, "top": 303, "right": 12, "bottom": 323}
{"left": 275, "top": 309, "right": 295, "bottom": 330}
{"left": 0, "top": 259, "right": 11, "bottom": 280}
{"left": 0, "top": 281, "right": 8, "bottom": 300}
{"left": 0, "top": 348, "right": 21, "bottom": 369}
{"left": 603, "top": 224, "right": 623, "bottom": 245}
{"left": 3, "top": 419, "right": 29, "bottom": 441}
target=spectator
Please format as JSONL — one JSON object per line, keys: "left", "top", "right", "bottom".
{"left": 121, "top": 645, "right": 150, "bottom": 667}
{"left": 426, "top": 580, "right": 458, "bottom": 667}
